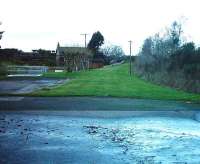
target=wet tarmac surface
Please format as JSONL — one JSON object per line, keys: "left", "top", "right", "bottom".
{"left": 0, "top": 79, "right": 68, "bottom": 94}
{"left": 1, "top": 113, "right": 200, "bottom": 164}
{"left": 1, "top": 97, "right": 199, "bottom": 111}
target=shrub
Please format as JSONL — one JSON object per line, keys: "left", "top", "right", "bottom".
{"left": 134, "top": 20, "right": 200, "bottom": 93}
{"left": 0, "top": 63, "right": 7, "bottom": 76}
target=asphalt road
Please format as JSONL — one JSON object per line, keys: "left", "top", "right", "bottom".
{"left": 0, "top": 96, "right": 200, "bottom": 118}
{"left": 1, "top": 113, "right": 200, "bottom": 163}
{"left": 0, "top": 96, "right": 200, "bottom": 111}
{"left": 0, "top": 78, "right": 68, "bottom": 94}
{"left": 0, "top": 97, "right": 200, "bottom": 163}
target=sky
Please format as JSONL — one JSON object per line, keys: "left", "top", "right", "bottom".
{"left": 0, "top": 0, "right": 200, "bottom": 55}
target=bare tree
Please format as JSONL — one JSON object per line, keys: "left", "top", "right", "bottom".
{"left": 102, "top": 45, "right": 125, "bottom": 57}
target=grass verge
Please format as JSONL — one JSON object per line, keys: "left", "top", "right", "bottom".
{"left": 31, "top": 64, "right": 200, "bottom": 102}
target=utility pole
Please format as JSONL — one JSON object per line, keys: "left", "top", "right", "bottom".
{"left": 81, "top": 33, "right": 88, "bottom": 48}
{"left": 0, "top": 22, "right": 4, "bottom": 48}
{"left": 0, "top": 31, "right": 4, "bottom": 40}
{"left": 0, "top": 22, "right": 4, "bottom": 39}
{"left": 128, "top": 40, "right": 132, "bottom": 75}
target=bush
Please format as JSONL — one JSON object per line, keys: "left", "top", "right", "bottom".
{"left": 134, "top": 20, "right": 200, "bottom": 93}
{"left": 0, "top": 63, "right": 7, "bottom": 76}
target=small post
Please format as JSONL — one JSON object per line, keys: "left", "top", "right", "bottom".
{"left": 81, "top": 33, "right": 88, "bottom": 48}
{"left": 128, "top": 40, "right": 132, "bottom": 75}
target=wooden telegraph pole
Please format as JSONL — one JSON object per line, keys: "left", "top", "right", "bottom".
{"left": 128, "top": 40, "right": 132, "bottom": 75}
{"left": 81, "top": 33, "right": 88, "bottom": 48}
{"left": 0, "top": 22, "right": 4, "bottom": 48}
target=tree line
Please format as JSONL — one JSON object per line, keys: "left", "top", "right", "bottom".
{"left": 135, "top": 20, "right": 200, "bottom": 93}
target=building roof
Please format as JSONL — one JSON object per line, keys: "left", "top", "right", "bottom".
{"left": 57, "top": 44, "right": 93, "bottom": 57}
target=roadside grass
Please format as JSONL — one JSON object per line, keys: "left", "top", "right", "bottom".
{"left": 0, "top": 76, "right": 6, "bottom": 80}
{"left": 31, "top": 63, "right": 200, "bottom": 102}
